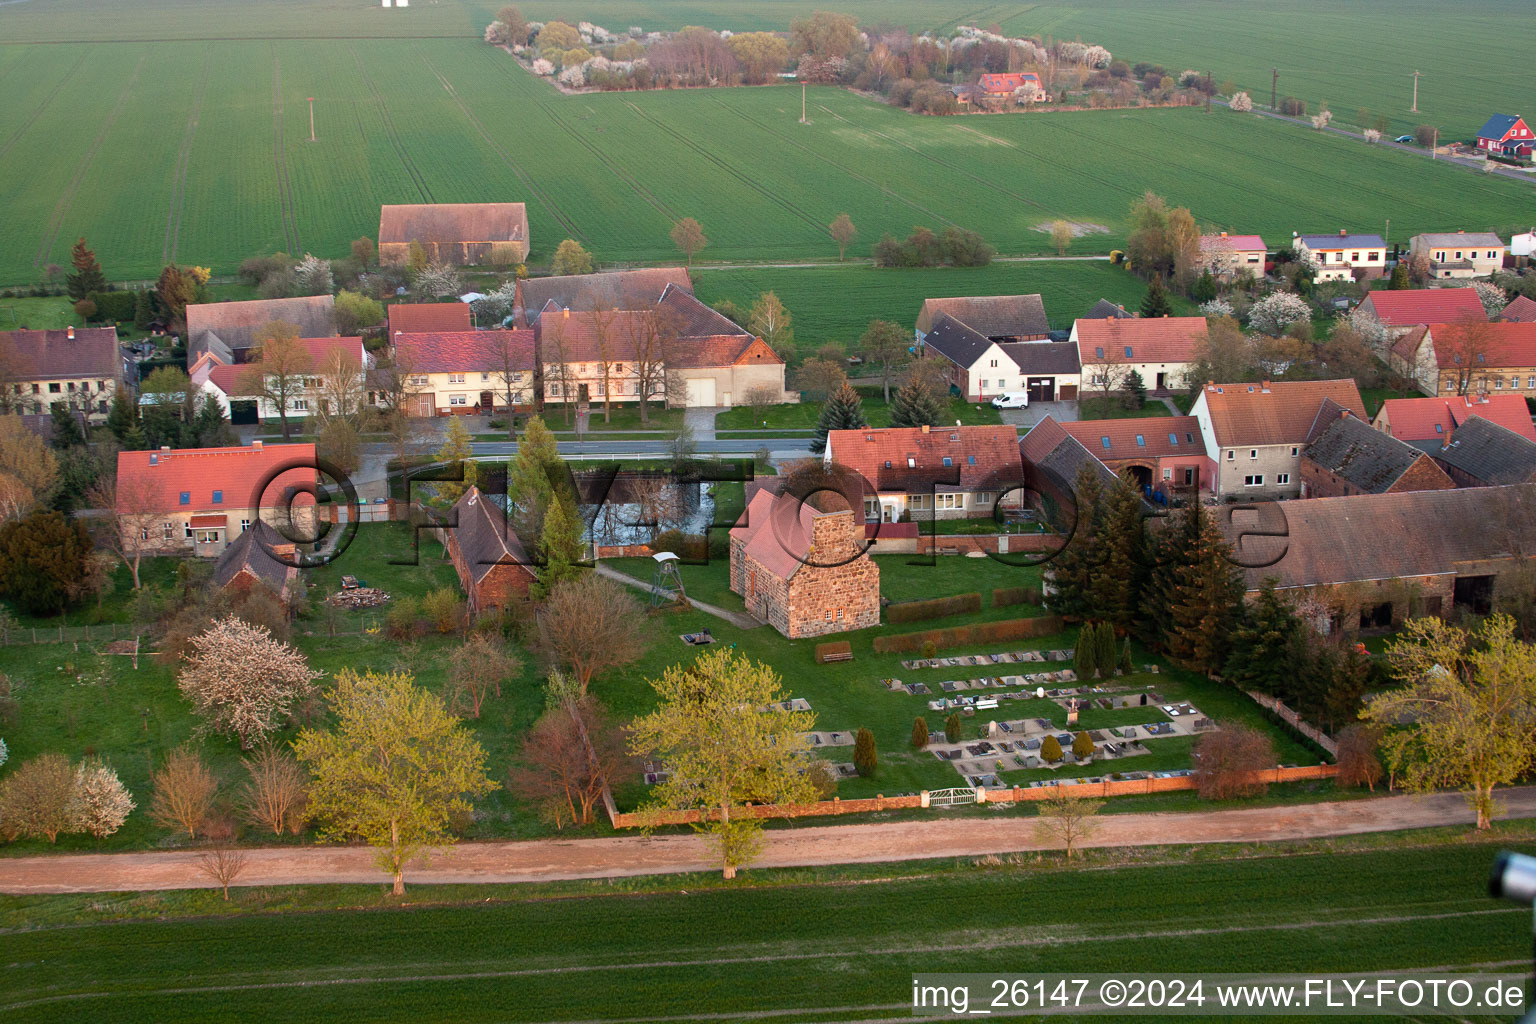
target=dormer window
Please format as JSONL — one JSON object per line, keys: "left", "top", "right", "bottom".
{"left": 1135, "top": 435, "right": 1145, "bottom": 446}
{"left": 1124, "top": 346, "right": 1133, "bottom": 358}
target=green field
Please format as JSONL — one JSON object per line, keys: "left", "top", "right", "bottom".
{"left": 1, "top": 829, "right": 1532, "bottom": 1022}
{"left": 3, "top": 0, "right": 1535, "bottom": 285}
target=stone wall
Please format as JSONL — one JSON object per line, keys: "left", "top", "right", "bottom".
{"left": 784, "top": 511, "right": 881, "bottom": 638}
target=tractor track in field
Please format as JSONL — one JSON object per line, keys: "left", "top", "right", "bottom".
{"left": 162, "top": 53, "right": 210, "bottom": 263}
{"left": 33, "top": 54, "right": 145, "bottom": 267}
{"left": 707, "top": 94, "right": 959, "bottom": 228}
{"left": 349, "top": 45, "right": 433, "bottom": 207}
{"left": 271, "top": 50, "right": 300, "bottom": 255}
{"left": 530, "top": 96, "right": 677, "bottom": 224}
{"left": 415, "top": 46, "right": 585, "bottom": 240}
{"left": 623, "top": 100, "right": 826, "bottom": 233}
{"left": 0, "top": 49, "right": 86, "bottom": 164}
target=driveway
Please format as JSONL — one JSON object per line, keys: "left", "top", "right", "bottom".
{"left": 999, "top": 400, "right": 1078, "bottom": 430}
{"left": 684, "top": 407, "right": 719, "bottom": 440}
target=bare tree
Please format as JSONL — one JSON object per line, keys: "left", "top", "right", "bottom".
{"left": 540, "top": 313, "right": 578, "bottom": 426}
{"left": 1191, "top": 725, "right": 1276, "bottom": 800}
{"left": 670, "top": 217, "right": 708, "bottom": 267}
{"left": 379, "top": 340, "right": 427, "bottom": 417}
{"left": 508, "top": 694, "right": 630, "bottom": 827}
{"left": 631, "top": 306, "right": 681, "bottom": 426}
{"left": 445, "top": 633, "right": 522, "bottom": 718}
{"left": 590, "top": 304, "right": 622, "bottom": 425}
{"left": 742, "top": 384, "right": 781, "bottom": 423}
{"left": 537, "top": 574, "right": 647, "bottom": 694}
{"left": 1032, "top": 787, "right": 1104, "bottom": 858}
{"left": 0, "top": 754, "right": 77, "bottom": 843}
{"left": 87, "top": 473, "right": 162, "bottom": 589}
{"left": 1335, "top": 724, "right": 1384, "bottom": 792}
{"left": 197, "top": 846, "right": 248, "bottom": 900}
{"left": 237, "top": 320, "right": 313, "bottom": 441}
{"left": 829, "top": 213, "right": 857, "bottom": 261}
{"left": 487, "top": 329, "right": 533, "bottom": 438}
{"left": 313, "top": 345, "right": 366, "bottom": 426}
{"left": 1050, "top": 219, "right": 1074, "bottom": 257}
{"left": 1434, "top": 317, "right": 1496, "bottom": 396}
{"left": 858, "top": 319, "right": 911, "bottom": 403}
{"left": 150, "top": 746, "right": 219, "bottom": 839}
{"left": 238, "top": 744, "right": 309, "bottom": 835}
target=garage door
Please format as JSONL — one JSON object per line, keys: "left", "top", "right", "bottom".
{"left": 1026, "top": 378, "right": 1055, "bottom": 403}
{"left": 684, "top": 377, "right": 716, "bottom": 407}
{"left": 228, "top": 400, "right": 259, "bottom": 425}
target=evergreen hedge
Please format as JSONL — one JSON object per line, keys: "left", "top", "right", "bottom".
{"left": 992, "top": 586, "right": 1042, "bottom": 608}
{"left": 872, "top": 615, "right": 1063, "bottom": 653}
{"left": 886, "top": 592, "right": 982, "bottom": 624}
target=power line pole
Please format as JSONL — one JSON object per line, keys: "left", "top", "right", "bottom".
{"left": 1271, "top": 67, "right": 1278, "bottom": 112}
{"left": 1432, "top": 125, "right": 1438, "bottom": 159}
{"left": 1411, "top": 70, "right": 1420, "bottom": 113}
{"left": 307, "top": 97, "right": 316, "bottom": 142}
{"left": 1205, "top": 71, "right": 1211, "bottom": 112}
{"left": 800, "top": 82, "right": 806, "bottom": 124}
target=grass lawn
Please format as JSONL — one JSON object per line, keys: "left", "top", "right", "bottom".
{"left": 1075, "top": 396, "right": 1176, "bottom": 420}
{"left": 549, "top": 404, "right": 685, "bottom": 433}
{"left": 1, "top": 556, "right": 183, "bottom": 629}
{"left": 1360, "top": 385, "right": 1424, "bottom": 418}
{"left": 0, "top": 827, "right": 1529, "bottom": 1022}
{"left": 715, "top": 385, "right": 1000, "bottom": 430}
{"left": 0, "top": 294, "right": 74, "bottom": 330}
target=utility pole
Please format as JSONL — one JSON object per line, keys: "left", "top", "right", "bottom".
{"left": 307, "top": 97, "right": 316, "bottom": 142}
{"left": 1271, "top": 67, "right": 1278, "bottom": 112}
{"left": 1432, "top": 126, "right": 1438, "bottom": 158}
{"left": 1411, "top": 70, "right": 1420, "bottom": 113}
{"left": 1205, "top": 71, "right": 1211, "bottom": 112}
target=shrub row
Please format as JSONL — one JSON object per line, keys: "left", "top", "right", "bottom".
{"left": 87, "top": 290, "right": 137, "bottom": 323}
{"left": 992, "top": 586, "right": 1042, "bottom": 608}
{"left": 886, "top": 592, "right": 982, "bottom": 624}
{"left": 872, "top": 615, "right": 1064, "bottom": 654}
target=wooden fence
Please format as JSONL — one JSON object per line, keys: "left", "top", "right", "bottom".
{"left": 0, "top": 622, "right": 156, "bottom": 646}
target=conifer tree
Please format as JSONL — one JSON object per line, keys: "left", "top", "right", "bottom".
{"left": 1140, "top": 275, "right": 1173, "bottom": 318}
{"left": 1224, "top": 581, "right": 1304, "bottom": 694}
{"left": 433, "top": 416, "right": 477, "bottom": 506}
{"left": 944, "top": 712, "right": 962, "bottom": 743}
{"left": 1073, "top": 624, "right": 1098, "bottom": 680}
{"left": 809, "top": 381, "right": 867, "bottom": 455}
{"left": 1387, "top": 262, "right": 1410, "bottom": 290}
{"left": 887, "top": 372, "right": 943, "bottom": 430}
{"left": 1142, "top": 495, "right": 1206, "bottom": 647}
{"left": 1163, "top": 501, "right": 1243, "bottom": 674}
{"left": 532, "top": 492, "right": 584, "bottom": 600}
{"left": 1040, "top": 734, "right": 1063, "bottom": 762}
{"left": 105, "top": 389, "right": 136, "bottom": 441}
{"left": 133, "top": 289, "right": 153, "bottom": 331}
{"left": 853, "top": 727, "right": 877, "bottom": 777}
{"left": 910, "top": 716, "right": 929, "bottom": 748}
{"left": 1123, "top": 369, "right": 1147, "bottom": 410}
{"left": 1095, "top": 621, "right": 1117, "bottom": 678}
{"left": 1072, "top": 731, "right": 1094, "bottom": 759}
{"left": 66, "top": 238, "right": 106, "bottom": 302}
{"left": 1086, "top": 480, "right": 1146, "bottom": 631}
{"left": 1118, "top": 636, "right": 1134, "bottom": 675}
{"left": 1045, "top": 464, "right": 1106, "bottom": 622}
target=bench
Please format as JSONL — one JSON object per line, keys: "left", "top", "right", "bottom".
{"left": 814, "top": 641, "right": 853, "bottom": 664}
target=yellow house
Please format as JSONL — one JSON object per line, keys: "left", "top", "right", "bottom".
{"left": 0, "top": 326, "right": 123, "bottom": 423}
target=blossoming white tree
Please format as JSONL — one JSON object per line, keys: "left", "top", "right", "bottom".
{"left": 1475, "top": 280, "right": 1509, "bottom": 317}
{"left": 178, "top": 617, "right": 323, "bottom": 748}
{"left": 1229, "top": 91, "right": 1252, "bottom": 112}
{"left": 1247, "top": 291, "right": 1313, "bottom": 336}
{"left": 70, "top": 758, "right": 135, "bottom": 838}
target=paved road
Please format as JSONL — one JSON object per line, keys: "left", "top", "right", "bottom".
{"left": 1, "top": 788, "right": 1527, "bottom": 894}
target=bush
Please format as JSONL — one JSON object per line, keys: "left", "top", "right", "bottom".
{"left": 944, "top": 712, "right": 963, "bottom": 743}
{"left": 920, "top": 640, "right": 938, "bottom": 659}
{"left": 1040, "top": 734, "right": 1063, "bottom": 762}
{"left": 1072, "top": 731, "right": 1094, "bottom": 758}
{"left": 813, "top": 640, "right": 852, "bottom": 665}
{"left": 872, "top": 616, "right": 1064, "bottom": 654}
{"left": 87, "top": 290, "right": 136, "bottom": 323}
{"left": 421, "top": 587, "right": 464, "bottom": 634}
{"left": 805, "top": 760, "right": 838, "bottom": 798}
{"left": 386, "top": 595, "right": 419, "bottom": 639}
{"left": 1278, "top": 96, "right": 1307, "bottom": 117}
{"left": 993, "top": 586, "right": 1042, "bottom": 608}
{"left": 911, "top": 716, "right": 929, "bottom": 748}
{"left": 1192, "top": 724, "right": 1277, "bottom": 800}
{"left": 853, "top": 727, "right": 877, "bottom": 777}
{"left": 887, "top": 592, "right": 982, "bottom": 624}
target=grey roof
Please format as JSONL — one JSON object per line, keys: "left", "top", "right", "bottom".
{"left": 917, "top": 294, "right": 1049, "bottom": 339}
{"left": 1299, "top": 233, "right": 1387, "bottom": 250}
{"left": 185, "top": 296, "right": 337, "bottom": 359}
{"left": 212, "top": 520, "right": 294, "bottom": 596}
{"left": 1413, "top": 231, "right": 1504, "bottom": 248}
{"left": 656, "top": 283, "right": 751, "bottom": 339}
{"left": 1478, "top": 114, "right": 1525, "bottom": 140}
{"left": 1303, "top": 412, "right": 1431, "bottom": 493}
{"left": 1224, "top": 484, "right": 1536, "bottom": 591}
{"left": 515, "top": 268, "right": 692, "bottom": 326}
{"left": 450, "top": 486, "right": 537, "bottom": 584}
{"left": 1019, "top": 416, "right": 1120, "bottom": 492}
{"left": 1084, "top": 298, "right": 1135, "bottom": 320}
{"left": 1432, "top": 416, "right": 1536, "bottom": 484}
{"left": 921, "top": 313, "right": 994, "bottom": 368}
{"left": 0, "top": 327, "right": 121, "bottom": 379}
{"left": 998, "top": 340, "right": 1080, "bottom": 375}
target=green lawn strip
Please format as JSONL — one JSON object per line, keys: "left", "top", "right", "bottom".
{"left": 715, "top": 386, "right": 999, "bottom": 430}
{"left": 1360, "top": 386, "right": 1424, "bottom": 418}
{"left": 0, "top": 295, "right": 75, "bottom": 330}
{"left": 1, "top": 556, "right": 180, "bottom": 629}
{"left": 0, "top": 834, "right": 1527, "bottom": 1023}
{"left": 1076, "top": 397, "right": 1177, "bottom": 420}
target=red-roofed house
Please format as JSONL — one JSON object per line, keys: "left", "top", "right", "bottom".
{"left": 1358, "top": 288, "right": 1486, "bottom": 349}
{"left": 1501, "top": 295, "right": 1536, "bottom": 323}
{"left": 1419, "top": 321, "right": 1536, "bottom": 397}
{"left": 728, "top": 487, "right": 879, "bottom": 638}
{"left": 1374, "top": 394, "right": 1536, "bottom": 446}
{"left": 115, "top": 442, "right": 317, "bottom": 557}
{"left": 387, "top": 302, "right": 473, "bottom": 340}
{"left": 1060, "top": 416, "right": 1214, "bottom": 495}
{"left": 1199, "top": 232, "right": 1267, "bottom": 279}
{"left": 392, "top": 329, "right": 535, "bottom": 416}
{"left": 1071, "top": 316, "right": 1207, "bottom": 394}
{"left": 190, "top": 337, "right": 372, "bottom": 424}
{"left": 1190, "top": 379, "right": 1367, "bottom": 498}
{"left": 823, "top": 424, "right": 1021, "bottom": 523}
{"left": 0, "top": 325, "right": 124, "bottom": 427}
{"left": 976, "top": 71, "right": 1044, "bottom": 102}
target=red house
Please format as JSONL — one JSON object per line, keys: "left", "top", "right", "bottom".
{"left": 976, "top": 72, "right": 1044, "bottom": 100}
{"left": 1477, "top": 114, "right": 1534, "bottom": 157}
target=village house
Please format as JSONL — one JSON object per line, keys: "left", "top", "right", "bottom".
{"left": 0, "top": 325, "right": 123, "bottom": 424}
{"left": 1083, "top": 298, "right": 1135, "bottom": 320}
{"left": 1189, "top": 378, "right": 1367, "bottom": 499}
{"left": 1298, "top": 404, "right": 1454, "bottom": 498}
{"left": 1409, "top": 231, "right": 1506, "bottom": 279}
{"left": 1199, "top": 232, "right": 1267, "bottom": 278}
{"left": 1501, "top": 295, "right": 1536, "bottom": 322}
{"left": 1292, "top": 231, "right": 1388, "bottom": 281}
{"left": 512, "top": 267, "right": 693, "bottom": 328}
{"left": 1414, "top": 320, "right": 1536, "bottom": 396}
{"left": 729, "top": 485, "right": 880, "bottom": 639}
{"left": 1357, "top": 287, "right": 1485, "bottom": 340}
{"left": 115, "top": 442, "right": 317, "bottom": 557}
{"left": 392, "top": 329, "right": 534, "bottom": 417}
{"left": 1476, "top": 114, "right": 1535, "bottom": 157}
{"left": 823, "top": 423, "right": 1022, "bottom": 523}
{"left": 1224, "top": 484, "right": 1536, "bottom": 629}
{"left": 1060, "top": 415, "right": 1214, "bottom": 496}
{"left": 1071, "top": 315, "right": 1207, "bottom": 395}
{"left": 915, "top": 314, "right": 1019, "bottom": 402}
{"left": 212, "top": 519, "right": 300, "bottom": 608}
{"left": 442, "top": 486, "right": 537, "bottom": 614}
{"left": 378, "top": 202, "right": 529, "bottom": 267}
{"left": 185, "top": 295, "right": 336, "bottom": 365}
{"left": 1374, "top": 393, "right": 1536, "bottom": 448}
{"left": 1430, "top": 416, "right": 1536, "bottom": 487}
{"left": 1018, "top": 416, "right": 1122, "bottom": 522}
{"left": 998, "top": 341, "right": 1080, "bottom": 403}
{"left": 387, "top": 301, "right": 473, "bottom": 339}
{"left": 974, "top": 71, "right": 1045, "bottom": 103}
{"left": 915, "top": 294, "right": 1050, "bottom": 344}
{"left": 189, "top": 336, "right": 372, "bottom": 425}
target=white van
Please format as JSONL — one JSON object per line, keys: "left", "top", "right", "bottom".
{"left": 991, "top": 392, "right": 1029, "bottom": 409}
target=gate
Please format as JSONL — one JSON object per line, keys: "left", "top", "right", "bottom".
{"left": 928, "top": 787, "right": 979, "bottom": 807}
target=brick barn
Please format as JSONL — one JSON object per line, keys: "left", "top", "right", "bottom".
{"left": 444, "top": 487, "right": 537, "bottom": 614}
{"left": 379, "top": 203, "right": 530, "bottom": 268}
{"left": 729, "top": 486, "right": 879, "bottom": 639}
{"left": 1299, "top": 405, "right": 1455, "bottom": 497}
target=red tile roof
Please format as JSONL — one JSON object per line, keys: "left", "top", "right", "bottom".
{"left": 1389, "top": 324, "right": 1430, "bottom": 365}
{"left": 1429, "top": 321, "right": 1536, "bottom": 368}
{"left": 388, "top": 302, "right": 473, "bottom": 337}
{"left": 977, "top": 72, "right": 1040, "bottom": 94}
{"left": 203, "top": 337, "right": 364, "bottom": 396}
{"left": 535, "top": 310, "right": 665, "bottom": 363}
{"left": 1501, "top": 295, "right": 1536, "bottom": 323}
{"left": 1197, "top": 379, "right": 1366, "bottom": 447}
{"left": 1377, "top": 394, "right": 1536, "bottom": 443}
{"left": 378, "top": 202, "right": 527, "bottom": 245}
{"left": 1075, "top": 317, "right": 1207, "bottom": 365}
{"left": 117, "top": 443, "right": 317, "bottom": 515}
{"left": 1200, "top": 234, "right": 1267, "bottom": 251}
{"left": 1061, "top": 416, "right": 1206, "bottom": 459}
{"left": 394, "top": 330, "right": 534, "bottom": 374}
{"left": 824, "top": 424, "right": 1021, "bottom": 492}
{"left": 668, "top": 335, "right": 780, "bottom": 370}
{"left": 1361, "top": 288, "right": 1485, "bottom": 328}
{"left": 730, "top": 487, "right": 818, "bottom": 581}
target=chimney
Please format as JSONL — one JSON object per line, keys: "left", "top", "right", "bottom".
{"left": 66, "top": 326, "right": 74, "bottom": 340}
{"left": 251, "top": 439, "right": 263, "bottom": 451}
{"left": 1261, "top": 380, "right": 1271, "bottom": 390}
{"left": 1339, "top": 228, "right": 1347, "bottom": 237}
{"left": 920, "top": 424, "right": 930, "bottom": 433}
{"left": 563, "top": 306, "right": 570, "bottom": 319}
{"left": 159, "top": 445, "right": 171, "bottom": 458}
{"left": 1220, "top": 231, "right": 1228, "bottom": 238}
{"left": 1340, "top": 407, "right": 1349, "bottom": 420}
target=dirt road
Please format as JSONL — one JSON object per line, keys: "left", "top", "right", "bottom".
{"left": 1, "top": 788, "right": 1528, "bottom": 894}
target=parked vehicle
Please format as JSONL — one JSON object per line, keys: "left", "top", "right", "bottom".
{"left": 1394, "top": 135, "right": 1415, "bottom": 144}
{"left": 991, "top": 391, "right": 1029, "bottom": 409}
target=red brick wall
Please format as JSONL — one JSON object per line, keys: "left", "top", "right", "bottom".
{"left": 1385, "top": 455, "right": 1456, "bottom": 493}
{"left": 1302, "top": 453, "right": 1456, "bottom": 498}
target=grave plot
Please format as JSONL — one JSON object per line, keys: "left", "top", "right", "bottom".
{"left": 900, "top": 647, "right": 1075, "bottom": 671}
{"left": 803, "top": 730, "right": 856, "bottom": 749}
